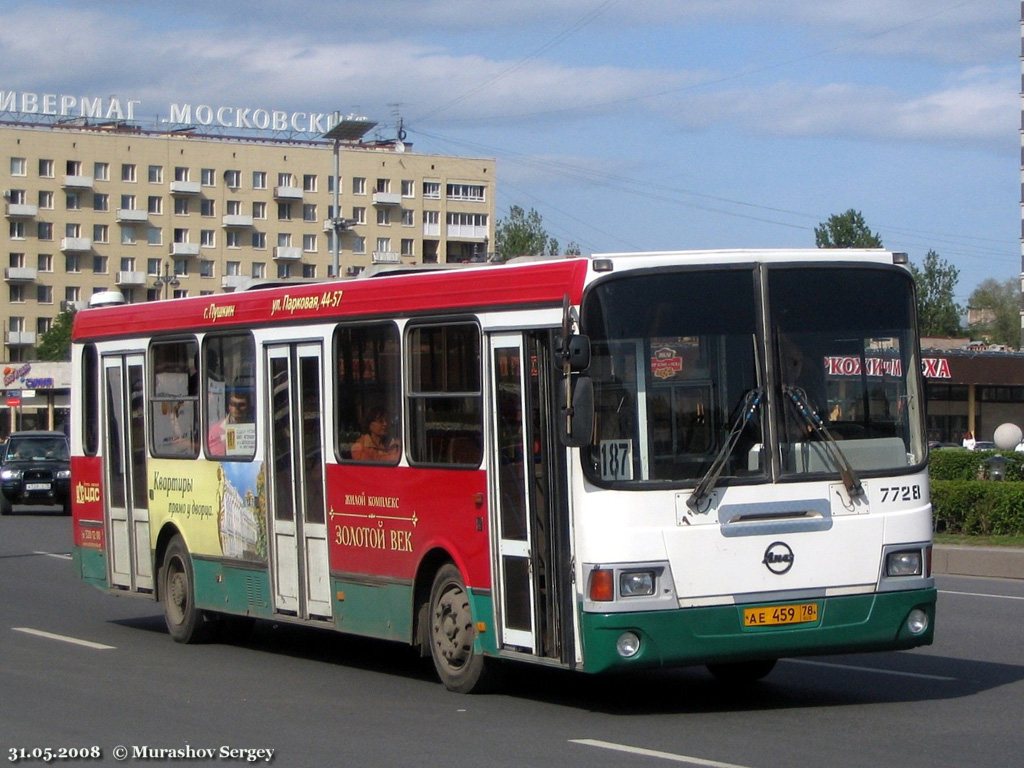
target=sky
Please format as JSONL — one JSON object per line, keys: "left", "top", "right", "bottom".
{"left": 2, "top": 0, "right": 1018, "bottom": 303}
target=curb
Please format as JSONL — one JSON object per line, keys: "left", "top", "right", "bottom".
{"left": 932, "top": 545, "right": 1024, "bottom": 580}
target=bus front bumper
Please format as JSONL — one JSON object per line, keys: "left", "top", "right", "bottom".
{"left": 579, "top": 588, "right": 936, "bottom": 674}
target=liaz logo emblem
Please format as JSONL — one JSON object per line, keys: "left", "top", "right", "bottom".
{"left": 762, "top": 541, "right": 794, "bottom": 574}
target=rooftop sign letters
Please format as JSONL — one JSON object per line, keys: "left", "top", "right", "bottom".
{"left": 0, "top": 89, "right": 369, "bottom": 138}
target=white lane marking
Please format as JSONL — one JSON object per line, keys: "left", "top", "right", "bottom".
{"left": 570, "top": 739, "right": 752, "bottom": 768}
{"left": 786, "top": 658, "right": 955, "bottom": 681}
{"left": 940, "top": 589, "right": 1024, "bottom": 602}
{"left": 13, "top": 627, "right": 115, "bottom": 650}
{"left": 33, "top": 550, "right": 72, "bottom": 560}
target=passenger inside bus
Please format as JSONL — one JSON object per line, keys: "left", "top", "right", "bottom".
{"left": 208, "top": 388, "right": 252, "bottom": 456}
{"left": 351, "top": 407, "right": 400, "bottom": 462}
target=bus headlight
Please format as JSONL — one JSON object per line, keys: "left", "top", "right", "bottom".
{"left": 1, "top": 469, "right": 22, "bottom": 481}
{"left": 616, "top": 631, "right": 641, "bottom": 658}
{"left": 619, "top": 570, "right": 655, "bottom": 597}
{"left": 906, "top": 609, "right": 929, "bottom": 635}
{"left": 886, "top": 550, "right": 922, "bottom": 577}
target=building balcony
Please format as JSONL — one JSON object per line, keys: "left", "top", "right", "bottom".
{"left": 5, "top": 331, "right": 37, "bottom": 346}
{"left": 5, "top": 267, "right": 38, "bottom": 282}
{"left": 116, "top": 208, "right": 148, "bottom": 222}
{"left": 62, "top": 175, "right": 94, "bottom": 189}
{"left": 60, "top": 237, "right": 92, "bottom": 252}
{"left": 5, "top": 203, "right": 38, "bottom": 218}
{"left": 171, "top": 242, "right": 200, "bottom": 257}
{"left": 221, "top": 275, "right": 250, "bottom": 291}
{"left": 221, "top": 214, "right": 254, "bottom": 228}
{"left": 423, "top": 223, "right": 441, "bottom": 237}
{"left": 61, "top": 300, "right": 88, "bottom": 312}
{"left": 169, "top": 180, "right": 202, "bottom": 195}
{"left": 273, "top": 186, "right": 303, "bottom": 200}
{"left": 371, "top": 251, "right": 401, "bottom": 264}
{"left": 273, "top": 246, "right": 302, "bottom": 261}
{"left": 372, "top": 191, "right": 402, "bottom": 206}
{"left": 446, "top": 224, "right": 489, "bottom": 239}
{"left": 116, "top": 271, "right": 147, "bottom": 287}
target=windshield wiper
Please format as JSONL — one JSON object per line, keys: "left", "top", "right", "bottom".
{"left": 783, "top": 385, "right": 864, "bottom": 499}
{"left": 687, "top": 388, "right": 763, "bottom": 512}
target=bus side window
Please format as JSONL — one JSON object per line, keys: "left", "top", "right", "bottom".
{"left": 335, "top": 322, "right": 402, "bottom": 464}
{"left": 203, "top": 333, "right": 256, "bottom": 460}
{"left": 406, "top": 322, "right": 482, "bottom": 468}
{"left": 150, "top": 338, "right": 200, "bottom": 458}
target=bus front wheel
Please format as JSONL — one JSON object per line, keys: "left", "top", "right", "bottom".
{"left": 160, "top": 535, "right": 211, "bottom": 643}
{"left": 428, "top": 564, "right": 490, "bottom": 693}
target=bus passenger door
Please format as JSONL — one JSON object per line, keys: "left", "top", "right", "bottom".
{"left": 102, "top": 353, "right": 152, "bottom": 592}
{"left": 489, "top": 333, "right": 539, "bottom": 653}
{"left": 266, "top": 343, "right": 331, "bottom": 620}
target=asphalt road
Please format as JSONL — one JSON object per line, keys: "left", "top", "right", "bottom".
{"left": 3, "top": 511, "right": 1023, "bottom": 768}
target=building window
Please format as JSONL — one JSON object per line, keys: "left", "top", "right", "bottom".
{"left": 120, "top": 257, "right": 136, "bottom": 272}
{"left": 65, "top": 255, "right": 81, "bottom": 273}
{"left": 173, "top": 258, "right": 188, "bottom": 276}
{"left": 148, "top": 165, "right": 163, "bottom": 183}
{"left": 252, "top": 171, "right": 266, "bottom": 189}
{"left": 303, "top": 233, "right": 318, "bottom": 252}
{"left": 93, "top": 224, "right": 109, "bottom": 244}
{"left": 147, "top": 258, "right": 161, "bottom": 276}
{"left": 36, "top": 316, "right": 52, "bottom": 334}
{"left": 277, "top": 172, "right": 293, "bottom": 187}
{"left": 303, "top": 174, "right": 317, "bottom": 192}
{"left": 38, "top": 254, "right": 53, "bottom": 272}
{"left": 225, "top": 170, "right": 241, "bottom": 188}
{"left": 10, "top": 157, "right": 26, "bottom": 176}
{"left": 201, "top": 168, "right": 216, "bottom": 186}
{"left": 38, "top": 159, "right": 54, "bottom": 178}
{"left": 252, "top": 262, "right": 265, "bottom": 279}
{"left": 65, "top": 286, "right": 81, "bottom": 302}
{"left": 251, "top": 231, "right": 266, "bottom": 249}
{"left": 226, "top": 261, "right": 241, "bottom": 277}
{"left": 93, "top": 193, "right": 109, "bottom": 212}
{"left": 353, "top": 207, "right": 366, "bottom": 225}
{"left": 377, "top": 208, "right": 391, "bottom": 226}
{"left": 92, "top": 255, "right": 108, "bottom": 273}
{"left": 226, "top": 200, "right": 242, "bottom": 216}
{"left": 352, "top": 177, "right": 366, "bottom": 195}
{"left": 376, "top": 237, "right": 391, "bottom": 254}
{"left": 302, "top": 264, "right": 317, "bottom": 279}
{"left": 121, "top": 226, "right": 136, "bottom": 245}
{"left": 94, "top": 162, "right": 109, "bottom": 181}
{"left": 65, "top": 223, "right": 81, "bottom": 238}
{"left": 375, "top": 178, "right": 391, "bottom": 194}
{"left": 201, "top": 229, "right": 215, "bottom": 247}
{"left": 38, "top": 190, "right": 54, "bottom": 209}
{"left": 174, "top": 167, "right": 190, "bottom": 182}
{"left": 277, "top": 233, "right": 292, "bottom": 248}
{"left": 121, "top": 194, "right": 136, "bottom": 210}
{"left": 253, "top": 201, "right": 267, "bottom": 220}
{"left": 303, "top": 203, "right": 317, "bottom": 222}
{"left": 9, "top": 253, "right": 25, "bottom": 268}
{"left": 148, "top": 196, "right": 163, "bottom": 214}
{"left": 147, "top": 227, "right": 162, "bottom": 246}
{"left": 201, "top": 199, "right": 215, "bottom": 217}
{"left": 277, "top": 262, "right": 291, "bottom": 279}
{"left": 9, "top": 285, "right": 25, "bottom": 302}
{"left": 446, "top": 183, "right": 485, "bottom": 201}
{"left": 401, "top": 239, "right": 415, "bottom": 256}
{"left": 277, "top": 202, "right": 292, "bottom": 221}
{"left": 37, "top": 222, "right": 53, "bottom": 240}
{"left": 121, "top": 163, "right": 136, "bottom": 182}
{"left": 200, "top": 259, "right": 214, "bottom": 278}
{"left": 226, "top": 231, "right": 241, "bottom": 248}
{"left": 353, "top": 236, "right": 366, "bottom": 254}
{"left": 65, "top": 191, "right": 80, "bottom": 210}
{"left": 402, "top": 180, "right": 415, "bottom": 198}
{"left": 175, "top": 198, "right": 190, "bottom": 215}
{"left": 9, "top": 221, "right": 26, "bottom": 239}
{"left": 423, "top": 181, "right": 441, "bottom": 199}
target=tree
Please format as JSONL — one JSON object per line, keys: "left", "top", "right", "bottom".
{"left": 36, "top": 307, "right": 75, "bottom": 361}
{"left": 967, "top": 277, "right": 1019, "bottom": 348}
{"left": 494, "top": 206, "right": 559, "bottom": 261}
{"left": 814, "top": 209, "right": 883, "bottom": 249}
{"left": 908, "top": 250, "right": 962, "bottom": 337}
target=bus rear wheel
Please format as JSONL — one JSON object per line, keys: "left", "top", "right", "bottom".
{"left": 428, "top": 564, "right": 490, "bottom": 693}
{"left": 160, "top": 535, "right": 211, "bottom": 643}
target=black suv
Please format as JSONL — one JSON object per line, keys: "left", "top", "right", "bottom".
{"left": 0, "top": 431, "right": 72, "bottom": 515}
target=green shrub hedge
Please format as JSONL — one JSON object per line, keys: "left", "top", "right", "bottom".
{"left": 929, "top": 449, "right": 1024, "bottom": 535}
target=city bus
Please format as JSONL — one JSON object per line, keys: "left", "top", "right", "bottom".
{"left": 69, "top": 249, "right": 936, "bottom": 692}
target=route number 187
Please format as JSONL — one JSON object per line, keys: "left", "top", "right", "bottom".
{"left": 599, "top": 440, "right": 633, "bottom": 481}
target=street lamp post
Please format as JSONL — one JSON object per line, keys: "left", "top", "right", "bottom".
{"left": 323, "top": 113, "right": 376, "bottom": 279}
{"left": 153, "top": 261, "right": 180, "bottom": 300}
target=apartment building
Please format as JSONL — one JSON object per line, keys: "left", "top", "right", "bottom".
{"left": 1, "top": 119, "right": 495, "bottom": 363}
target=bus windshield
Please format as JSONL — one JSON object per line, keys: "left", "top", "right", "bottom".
{"left": 580, "top": 264, "right": 925, "bottom": 486}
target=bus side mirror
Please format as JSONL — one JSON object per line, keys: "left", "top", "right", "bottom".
{"left": 561, "top": 375, "right": 594, "bottom": 447}
{"left": 555, "top": 334, "right": 591, "bottom": 372}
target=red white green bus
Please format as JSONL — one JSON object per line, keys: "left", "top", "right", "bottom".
{"left": 70, "top": 250, "right": 936, "bottom": 692}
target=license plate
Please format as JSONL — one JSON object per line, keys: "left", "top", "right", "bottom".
{"left": 743, "top": 602, "right": 819, "bottom": 627}
{"left": 25, "top": 482, "right": 51, "bottom": 491}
